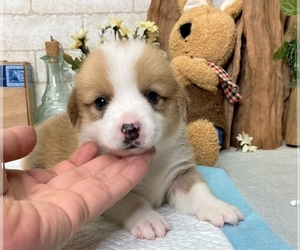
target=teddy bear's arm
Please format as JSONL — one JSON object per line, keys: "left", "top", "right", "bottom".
{"left": 171, "top": 56, "right": 219, "bottom": 93}
{"left": 171, "top": 57, "right": 191, "bottom": 87}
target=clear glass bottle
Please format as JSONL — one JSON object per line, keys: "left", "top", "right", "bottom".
{"left": 36, "top": 55, "right": 72, "bottom": 124}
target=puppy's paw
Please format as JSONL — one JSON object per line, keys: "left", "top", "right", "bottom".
{"left": 169, "top": 179, "right": 243, "bottom": 227}
{"left": 196, "top": 199, "right": 244, "bottom": 227}
{"left": 126, "top": 210, "right": 171, "bottom": 240}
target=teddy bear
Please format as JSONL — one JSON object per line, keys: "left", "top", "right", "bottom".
{"left": 169, "top": 0, "right": 243, "bottom": 165}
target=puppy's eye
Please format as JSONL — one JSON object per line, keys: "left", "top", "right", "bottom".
{"left": 94, "top": 97, "right": 108, "bottom": 109}
{"left": 146, "top": 91, "right": 159, "bottom": 104}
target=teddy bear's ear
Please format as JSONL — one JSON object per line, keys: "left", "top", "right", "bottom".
{"left": 178, "top": 0, "right": 212, "bottom": 14}
{"left": 215, "top": 0, "right": 243, "bottom": 19}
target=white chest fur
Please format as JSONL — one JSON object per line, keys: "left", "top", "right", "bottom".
{"left": 132, "top": 124, "right": 195, "bottom": 206}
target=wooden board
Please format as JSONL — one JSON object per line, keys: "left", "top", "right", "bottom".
{"left": 2, "top": 88, "right": 29, "bottom": 128}
{"left": 1, "top": 61, "right": 36, "bottom": 128}
{"left": 285, "top": 86, "right": 299, "bottom": 146}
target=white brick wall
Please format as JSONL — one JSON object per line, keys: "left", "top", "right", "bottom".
{"left": 1, "top": 0, "right": 151, "bottom": 106}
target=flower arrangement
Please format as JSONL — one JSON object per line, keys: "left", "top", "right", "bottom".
{"left": 63, "top": 17, "right": 159, "bottom": 71}
{"left": 236, "top": 132, "right": 257, "bottom": 153}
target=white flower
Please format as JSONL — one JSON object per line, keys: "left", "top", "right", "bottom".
{"left": 69, "top": 29, "right": 89, "bottom": 49}
{"left": 136, "top": 21, "right": 159, "bottom": 33}
{"left": 108, "top": 17, "right": 123, "bottom": 28}
{"left": 71, "top": 28, "right": 89, "bottom": 40}
{"left": 69, "top": 39, "right": 82, "bottom": 49}
{"left": 236, "top": 131, "right": 253, "bottom": 146}
{"left": 145, "top": 31, "right": 159, "bottom": 43}
{"left": 65, "top": 18, "right": 160, "bottom": 72}
{"left": 119, "top": 25, "right": 133, "bottom": 38}
{"left": 236, "top": 131, "right": 257, "bottom": 153}
{"left": 242, "top": 144, "right": 258, "bottom": 153}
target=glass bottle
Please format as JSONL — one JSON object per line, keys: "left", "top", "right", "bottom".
{"left": 36, "top": 55, "right": 72, "bottom": 124}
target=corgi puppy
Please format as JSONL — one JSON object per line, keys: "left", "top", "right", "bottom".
{"left": 23, "top": 41, "right": 243, "bottom": 239}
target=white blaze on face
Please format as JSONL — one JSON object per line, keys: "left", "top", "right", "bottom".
{"left": 81, "top": 42, "right": 165, "bottom": 156}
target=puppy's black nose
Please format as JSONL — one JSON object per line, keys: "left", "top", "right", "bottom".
{"left": 121, "top": 123, "right": 140, "bottom": 140}
{"left": 180, "top": 22, "right": 192, "bottom": 39}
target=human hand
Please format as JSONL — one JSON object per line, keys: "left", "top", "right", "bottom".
{"left": 2, "top": 126, "right": 154, "bottom": 250}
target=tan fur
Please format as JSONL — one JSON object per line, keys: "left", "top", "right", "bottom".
{"left": 68, "top": 49, "right": 114, "bottom": 127}
{"left": 23, "top": 42, "right": 188, "bottom": 170}
{"left": 169, "top": 6, "right": 237, "bottom": 68}
{"left": 188, "top": 119, "right": 220, "bottom": 165}
{"left": 22, "top": 113, "right": 78, "bottom": 169}
{"left": 135, "top": 45, "right": 188, "bottom": 138}
{"left": 222, "top": 0, "right": 243, "bottom": 19}
{"left": 22, "top": 41, "right": 243, "bottom": 238}
{"left": 168, "top": 167, "right": 204, "bottom": 197}
{"left": 169, "top": 0, "right": 243, "bottom": 163}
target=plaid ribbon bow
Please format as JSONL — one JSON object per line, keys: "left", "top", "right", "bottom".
{"left": 207, "top": 62, "right": 242, "bottom": 104}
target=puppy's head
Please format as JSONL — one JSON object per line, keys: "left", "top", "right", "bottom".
{"left": 68, "top": 41, "right": 187, "bottom": 156}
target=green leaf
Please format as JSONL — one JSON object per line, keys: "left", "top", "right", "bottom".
{"left": 63, "top": 54, "right": 82, "bottom": 71}
{"left": 71, "top": 65, "right": 78, "bottom": 71}
{"left": 273, "top": 41, "right": 289, "bottom": 60}
{"left": 63, "top": 53, "right": 75, "bottom": 65}
{"left": 289, "top": 80, "right": 297, "bottom": 87}
{"left": 286, "top": 39, "right": 297, "bottom": 78}
{"left": 280, "top": 0, "right": 297, "bottom": 15}
{"left": 74, "top": 58, "right": 81, "bottom": 67}
{"left": 284, "top": 22, "right": 297, "bottom": 42}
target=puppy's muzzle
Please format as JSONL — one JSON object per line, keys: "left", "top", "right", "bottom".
{"left": 121, "top": 123, "right": 140, "bottom": 141}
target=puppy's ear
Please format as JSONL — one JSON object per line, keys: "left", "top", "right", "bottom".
{"left": 67, "top": 90, "right": 79, "bottom": 127}
{"left": 176, "top": 85, "right": 189, "bottom": 123}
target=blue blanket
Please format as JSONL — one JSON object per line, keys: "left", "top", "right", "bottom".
{"left": 198, "top": 166, "right": 293, "bottom": 250}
